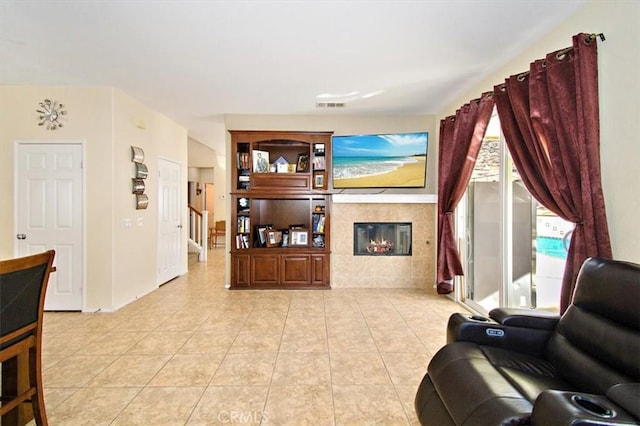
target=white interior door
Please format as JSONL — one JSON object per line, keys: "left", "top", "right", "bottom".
{"left": 158, "top": 158, "right": 182, "bottom": 284}
{"left": 16, "top": 143, "right": 83, "bottom": 310}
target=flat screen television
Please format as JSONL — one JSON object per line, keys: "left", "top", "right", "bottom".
{"left": 332, "top": 131, "right": 428, "bottom": 188}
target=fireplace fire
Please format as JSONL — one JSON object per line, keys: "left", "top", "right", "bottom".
{"left": 353, "top": 222, "right": 412, "bottom": 256}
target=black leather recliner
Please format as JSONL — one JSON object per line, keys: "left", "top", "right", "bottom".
{"left": 415, "top": 257, "right": 640, "bottom": 425}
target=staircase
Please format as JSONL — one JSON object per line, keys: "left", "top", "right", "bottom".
{"left": 188, "top": 204, "right": 209, "bottom": 262}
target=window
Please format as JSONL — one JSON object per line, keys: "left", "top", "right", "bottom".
{"left": 455, "top": 109, "right": 571, "bottom": 314}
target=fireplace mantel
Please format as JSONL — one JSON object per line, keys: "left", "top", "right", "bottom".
{"left": 332, "top": 193, "right": 437, "bottom": 204}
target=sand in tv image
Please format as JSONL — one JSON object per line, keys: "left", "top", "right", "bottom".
{"left": 332, "top": 132, "right": 428, "bottom": 188}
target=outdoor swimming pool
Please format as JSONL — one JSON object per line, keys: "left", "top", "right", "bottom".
{"left": 536, "top": 235, "right": 568, "bottom": 259}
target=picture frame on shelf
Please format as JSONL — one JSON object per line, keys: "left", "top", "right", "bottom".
{"left": 312, "top": 156, "right": 325, "bottom": 170}
{"left": 290, "top": 229, "right": 309, "bottom": 247}
{"left": 255, "top": 225, "right": 271, "bottom": 247}
{"left": 313, "top": 172, "right": 325, "bottom": 189}
{"left": 253, "top": 150, "right": 269, "bottom": 173}
{"left": 265, "top": 230, "right": 282, "bottom": 248}
{"left": 296, "top": 154, "right": 309, "bottom": 172}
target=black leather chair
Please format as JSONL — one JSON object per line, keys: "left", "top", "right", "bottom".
{"left": 415, "top": 257, "right": 640, "bottom": 425}
{"left": 1, "top": 250, "right": 55, "bottom": 426}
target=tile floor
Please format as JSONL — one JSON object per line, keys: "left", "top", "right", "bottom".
{"left": 36, "top": 248, "right": 466, "bottom": 425}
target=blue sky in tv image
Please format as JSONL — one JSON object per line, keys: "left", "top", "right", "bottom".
{"left": 332, "top": 132, "right": 428, "bottom": 179}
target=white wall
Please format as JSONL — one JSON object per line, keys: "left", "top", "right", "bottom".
{"left": 0, "top": 86, "right": 188, "bottom": 311}
{"left": 437, "top": 0, "right": 640, "bottom": 263}
{"left": 111, "top": 89, "right": 189, "bottom": 310}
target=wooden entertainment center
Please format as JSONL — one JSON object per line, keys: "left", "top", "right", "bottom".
{"left": 229, "top": 130, "right": 332, "bottom": 289}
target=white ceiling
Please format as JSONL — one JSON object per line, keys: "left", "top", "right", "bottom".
{"left": 1, "top": 0, "right": 587, "bottom": 151}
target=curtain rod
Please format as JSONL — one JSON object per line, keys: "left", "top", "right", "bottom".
{"left": 587, "top": 33, "right": 606, "bottom": 42}
{"left": 495, "top": 33, "right": 606, "bottom": 90}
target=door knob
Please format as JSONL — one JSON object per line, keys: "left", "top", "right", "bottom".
{"left": 177, "top": 225, "right": 183, "bottom": 228}
{"left": 16, "top": 233, "right": 27, "bottom": 240}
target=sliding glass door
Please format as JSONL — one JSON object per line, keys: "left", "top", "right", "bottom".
{"left": 456, "top": 111, "right": 571, "bottom": 314}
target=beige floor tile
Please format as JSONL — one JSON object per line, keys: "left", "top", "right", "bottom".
{"left": 370, "top": 328, "right": 428, "bottom": 353}
{"left": 47, "top": 387, "right": 141, "bottom": 425}
{"left": 330, "top": 352, "right": 392, "bottom": 385}
{"left": 279, "top": 328, "right": 328, "bottom": 353}
{"left": 126, "top": 331, "right": 193, "bottom": 354}
{"left": 325, "top": 313, "right": 368, "bottom": 331}
{"left": 38, "top": 249, "right": 459, "bottom": 424}
{"left": 381, "top": 352, "right": 432, "bottom": 386}
{"left": 228, "top": 329, "right": 283, "bottom": 353}
{"left": 198, "top": 314, "right": 246, "bottom": 334}
{"left": 157, "top": 311, "right": 212, "bottom": 331}
{"left": 179, "top": 331, "right": 237, "bottom": 354}
{"left": 395, "top": 384, "right": 422, "bottom": 425}
{"left": 284, "top": 312, "right": 327, "bottom": 330}
{"left": 41, "top": 354, "right": 66, "bottom": 371}
{"left": 42, "top": 387, "right": 80, "bottom": 410}
{"left": 241, "top": 314, "right": 286, "bottom": 333}
{"left": 42, "top": 330, "right": 103, "bottom": 355}
{"left": 148, "top": 353, "right": 225, "bottom": 386}
{"left": 42, "top": 355, "right": 116, "bottom": 387}
{"left": 332, "top": 384, "right": 409, "bottom": 425}
{"left": 187, "top": 385, "right": 269, "bottom": 425}
{"left": 211, "top": 352, "right": 277, "bottom": 386}
{"left": 327, "top": 329, "right": 378, "bottom": 353}
{"left": 42, "top": 312, "right": 89, "bottom": 334}
{"left": 79, "top": 331, "right": 148, "bottom": 355}
{"left": 272, "top": 352, "right": 331, "bottom": 386}
{"left": 67, "top": 313, "right": 126, "bottom": 333}
{"left": 111, "top": 386, "right": 205, "bottom": 425}
{"left": 88, "top": 354, "right": 171, "bottom": 387}
{"left": 264, "top": 385, "right": 334, "bottom": 426}
{"left": 111, "top": 313, "right": 170, "bottom": 332}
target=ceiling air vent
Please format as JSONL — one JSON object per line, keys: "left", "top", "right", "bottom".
{"left": 316, "top": 102, "right": 345, "bottom": 108}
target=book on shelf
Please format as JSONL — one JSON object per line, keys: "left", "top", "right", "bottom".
{"left": 237, "top": 175, "right": 250, "bottom": 190}
{"left": 237, "top": 216, "right": 250, "bottom": 233}
{"left": 237, "top": 152, "right": 250, "bottom": 169}
{"left": 235, "top": 234, "right": 251, "bottom": 249}
{"left": 312, "top": 214, "right": 325, "bottom": 233}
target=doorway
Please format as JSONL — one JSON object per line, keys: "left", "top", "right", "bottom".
{"left": 15, "top": 142, "right": 84, "bottom": 310}
{"left": 458, "top": 111, "right": 571, "bottom": 314}
{"left": 157, "top": 158, "right": 183, "bottom": 284}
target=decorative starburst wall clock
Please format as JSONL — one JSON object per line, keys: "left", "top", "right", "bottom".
{"left": 36, "top": 99, "right": 67, "bottom": 130}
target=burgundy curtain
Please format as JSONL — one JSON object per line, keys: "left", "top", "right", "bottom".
{"left": 494, "top": 33, "right": 612, "bottom": 312}
{"left": 437, "top": 92, "right": 495, "bottom": 293}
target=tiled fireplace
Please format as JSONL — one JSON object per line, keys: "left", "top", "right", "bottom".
{"left": 330, "top": 199, "right": 436, "bottom": 290}
{"left": 353, "top": 222, "right": 412, "bottom": 256}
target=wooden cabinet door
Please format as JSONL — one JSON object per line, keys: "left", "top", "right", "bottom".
{"left": 311, "top": 254, "right": 329, "bottom": 286}
{"left": 232, "top": 254, "right": 251, "bottom": 288}
{"left": 251, "top": 254, "right": 280, "bottom": 285}
{"left": 281, "top": 254, "right": 311, "bottom": 285}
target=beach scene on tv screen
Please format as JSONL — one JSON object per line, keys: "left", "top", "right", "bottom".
{"left": 332, "top": 132, "right": 428, "bottom": 188}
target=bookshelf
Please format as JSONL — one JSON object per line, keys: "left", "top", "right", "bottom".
{"left": 229, "top": 130, "right": 332, "bottom": 288}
